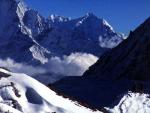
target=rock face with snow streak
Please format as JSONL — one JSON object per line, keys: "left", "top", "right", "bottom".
{"left": 83, "top": 17, "right": 150, "bottom": 81}
{"left": 0, "top": 0, "right": 27, "bottom": 41}
{"left": 23, "top": 9, "right": 48, "bottom": 37}
{"left": 0, "top": 0, "right": 49, "bottom": 64}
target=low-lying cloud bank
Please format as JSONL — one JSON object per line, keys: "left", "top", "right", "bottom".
{"left": 46, "top": 53, "right": 98, "bottom": 76}
{"left": 0, "top": 53, "right": 98, "bottom": 77}
{"left": 0, "top": 58, "right": 46, "bottom": 75}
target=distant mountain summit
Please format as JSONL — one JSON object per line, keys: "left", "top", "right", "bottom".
{"left": 83, "top": 17, "right": 150, "bottom": 81}
{"left": 0, "top": 0, "right": 49, "bottom": 64}
{"left": 47, "top": 12, "right": 124, "bottom": 49}
{"left": 52, "top": 18, "right": 150, "bottom": 110}
{"left": 39, "top": 12, "right": 124, "bottom": 57}
{"left": 0, "top": 0, "right": 125, "bottom": 84}
{"left": 0, "top": 0, "right": 27, "bottom": 40}
{"left": 0, "top": 0, "right": 124, "bottom": 64}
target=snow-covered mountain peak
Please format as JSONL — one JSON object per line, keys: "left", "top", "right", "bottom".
{"left": 23, "top": 9, "right": 47, "bottom": 37}
{"left": 0, "top": 0, "right": 125, "bottom": 79}
{"left": 0, "top": 0, "right": 27, "bottom": 40}
{"left": 47, "top": 14, "right": 71, "bottom": 29}
{"left": 74, "top": 13, "right": 99, "bottom": 27}
{"left": 0, "top": 0, "right": 47, "bottom": 38}
{"left": 82, "top": 13, "right": 113, "bottom": 29}
{"left": 37, "top": 12, "right": 125, "bottom": 57}
{"left": 80, "top": 13, "right": 100, "bottom": 22}
{"left": 83, "top": 17, "right": 150, "bottom": 80}
{"left": 49, "top": 14, "right": 70, "bottom": 22}
{"left": 75, "top": 13, "right": 115, "bottom": 34}
{"left": 85, "top": 12, "right": 97, "bottom": 18}
{"left": 102, "top": 19, "right": 114, "bottom": 31}
{"left": 47, "top": 14, "right": 70, "bottom": 28}
{"left": 16, "top": 0, "right": 27, "bottom": 21}
{"left": 0, "top": 0, "right": 27, "bottom": 21}
{"left": 0, "top": 0, "right": 51, "bottom": 64}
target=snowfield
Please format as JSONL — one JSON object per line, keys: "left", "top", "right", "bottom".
{"left": 106, "top": 92, "right": 150, "bottom": 113}
{"left": 0, "top": 68, "right": 102, "bottom": 113}
{"left": 0, "top": 68, "right": 149, "bottom": 113}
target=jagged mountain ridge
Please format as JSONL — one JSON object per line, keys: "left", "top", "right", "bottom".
{"left": 0, "top": 0, "right": 124, "bottom": 65}
{"left": 0, "top": 0, "right": 125, "bottom": 85}
{"left": 83, "top": 17, "right": 150, "bottom": 80}
{"left": 51, "top": 17, "right": 150, "bottom": 110}
{"left": 36, "top": 12, "right": 125, "bottom": 57}
{"left": 0, "top": 0, "right": 49, "bottom": 64}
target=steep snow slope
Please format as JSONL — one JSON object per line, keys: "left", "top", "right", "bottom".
{"left": 0, "top": 68, "right": 102, "bottom": 113}
{"left": 52, "top": 77, "right": 150, "bottom": 113}
{"left": 0, "top": 68, "right": 149, "bottom": 113}
{"left": 106, "top": 92, "right": 150, "bottom": 113}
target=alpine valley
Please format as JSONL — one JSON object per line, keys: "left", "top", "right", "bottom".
{"left": 0, "top": 0, "right": 149, "bottom": 113}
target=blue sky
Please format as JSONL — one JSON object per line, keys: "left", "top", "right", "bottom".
{"left": 24, "top": 0, "right": 150, "bottom": 35}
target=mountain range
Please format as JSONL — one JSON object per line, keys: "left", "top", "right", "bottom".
{"left": 52, "top": 17, "right": 150, "bottom": 110}
{"left": 0, "top": 0, "right": 124, "bottom": 64}
{"left": 0, "top": 0, "right": 127, "bottom": 84}
{"left": 0, "top": 0, "right": 150, "bottom": 113}
{"left": 83, "top": 17, "right": 150, "bottom": 81}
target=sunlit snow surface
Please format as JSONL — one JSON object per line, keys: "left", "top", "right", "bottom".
{"left": 106, "top": 92, "right": 150, "bottom": 113}
{"left": 0, "top": 68, "right": 102, "bottom": 113}
{"left": 0, "top": 68, "right": 149, "bottom": 113}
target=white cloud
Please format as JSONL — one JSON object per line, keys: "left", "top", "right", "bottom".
{"left": 0, "top": 52, "right": 98, "bottom": 79}
{"left": 45, "top": 53, "right": 98, "bottom": 76}
{"left": 0, "top": 58, "right": 46, "bottom": 75}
